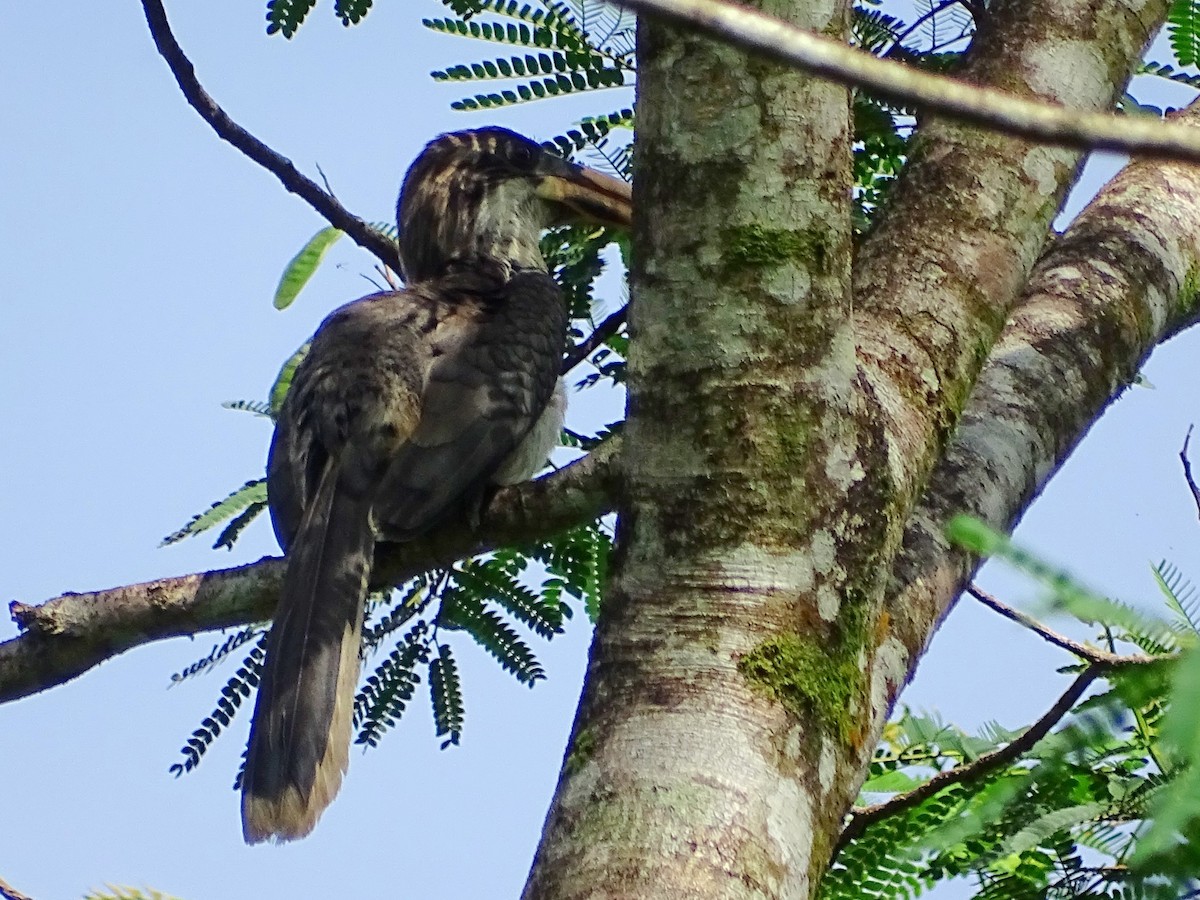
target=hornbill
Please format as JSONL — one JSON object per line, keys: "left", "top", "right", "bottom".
{"left": 241, "top": 127, "right": 632, "bottom": 843}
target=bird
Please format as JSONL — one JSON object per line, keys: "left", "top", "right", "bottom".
{"left": 239, "top": 127, "right": 632, "bottom": 844}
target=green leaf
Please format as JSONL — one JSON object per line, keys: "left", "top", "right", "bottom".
{"left": 1167, "top": 0, "right": 1200, "bottom": 67}
{"left": 429, "top": 644, "right": 464, "bottom": 748}
{"left": 161, "top": 478, "right": 267, "bottom": 546}
{"left": 170, "top": 633, "right": 266, "bottom": 777}
{"left": 266, "top": 0, "right": 318, "bottom": 37}
{"left": 273, "top": 226, "right": 342, "bottom": 310}
{"left": 269, "top": 341, "right": 310, "bottom": 415}
{"left": 334, "top": 0, "right": 373, "bottom": 26}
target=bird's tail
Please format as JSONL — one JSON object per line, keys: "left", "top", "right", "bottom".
{"left": 241, "top": 461, "right": 373, "bottom": 844}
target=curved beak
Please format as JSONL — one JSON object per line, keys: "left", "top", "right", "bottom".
{"left": 535, "top": 157, "right": 633, "bottom": 228}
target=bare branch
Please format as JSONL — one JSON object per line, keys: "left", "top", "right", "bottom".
{"left": 1182, "top": 425, "right": 1200, "bottom": 521}
{"left": 562, "top": 306, "right": 627, "bottom": 375}
{"left": 0, "top": 440, "right": 621, "bottom": 704}
{"left": 835, "top": 666, "right": 1103, "bottom": 854}
{"left": 967, "top": 585, "right": 1157, "bottom": 667}
{"left": 0, "top": 875, "right": 34, "bottom": 900}
{"left": 612, "top": 0, "right": 1200, "bottom": 163}
{"left": 140, "top": 0, "right": 402, "bottom": 271}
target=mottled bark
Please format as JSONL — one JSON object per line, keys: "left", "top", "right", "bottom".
{"left": 523, "top": 0, "right": 1173, "bottom": 897}
{"left": 524, "top": 0, "right": 857, "bottom": 893}
{"left": 8, "top": 0, "right": 1197, "bottom": 895}
{"left": 886, "top": 101, "right": 1200, "bottom": 689}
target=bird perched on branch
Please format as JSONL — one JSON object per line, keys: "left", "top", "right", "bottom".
{"left": 240, "top": 127, "right": 632, "bottom": 843}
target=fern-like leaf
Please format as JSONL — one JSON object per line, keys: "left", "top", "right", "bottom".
{"left": 448, "top": 68, "right": 625, "bottom": 109}
{"left": 334, "top": 0, "right": 373, "bottom": 25}
{"left": 424, "top": 16, "right": 562, "bottom": 48}
{"left": 1168, "top": 0, "right": 1200, "bottom": 67}
{"left": 212, "top": 499, "right": 269, "bottom": 550}
{"left": 355, "top": 622, "right": 430, "bottom": 747}
{"left": 221, "top": 399, "right": 274, "bottom": 418}
{"left": 440, "top": 590, "right": 546, "bottom": 685}
{"left": 265, "top": 0, "right": 317, "bottom": 37}
{"left": 169, "top": 626, "right": 262, "bottom": 685}
{"left": 160, "top": 478, "right": 267, "bottom": 546}
{"left": 1153, "top": 559, "right": 1200, "bottom": 633}
{"left": 429, "top": 644, "right": 465, "bottom": 748}
{"left": 84, "top": 887, "right": 184, "bottom": 900}
{"left": 269, "top": 341, "right": 310, "bottom": 416}
{"left": 455, "top": 558, "right": 567, "bottom": 638}
{"left": 170, "top": 634, "right": 266, "bottom": 776}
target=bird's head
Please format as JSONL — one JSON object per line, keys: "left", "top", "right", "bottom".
{"left": 396, "top": 127, "right": 632, "bottom": 282}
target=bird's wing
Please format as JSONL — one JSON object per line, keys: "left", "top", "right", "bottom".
{"left": 266, "top": 291, "right": 426, "bottom": 551}
{"left": 375, "top": 271, "right": 566, "bottom": 537}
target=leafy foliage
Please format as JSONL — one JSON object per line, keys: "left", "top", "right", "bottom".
{"left": 160, "top": 478, "right": 267, "bottom": 549}
{"left": 824, "top": 656, "right": 1200, "bottom": 899}
{"left": 824, "top": 519, "right": 1200, "bottom": 897}
{"left": 266, "top": 0, "right": 318, "bottom": 38}
{"left": 424, "top": 0, "right": 634, "bottom": 110}
{"left": 355, "top": 621, "right": 430, "bottom": 748}
{"left": 430, "top": 642, "right": 465, "bottom": 748}
{"left": 1167, "top": 0, "right": 1200, "bottom": 68}
{"left": 170, "top": 632, "right": 267, "bottom": 776}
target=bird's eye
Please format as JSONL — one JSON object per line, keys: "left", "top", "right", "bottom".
{"left": 509, "top": 142, "right": 537, "bottom": 169}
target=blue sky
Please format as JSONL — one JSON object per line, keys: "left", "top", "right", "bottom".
{"left": 2, "top": 3, "right": 1198, "bottom": 898}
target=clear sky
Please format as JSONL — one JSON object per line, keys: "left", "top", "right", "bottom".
{"left": 2, "top": 3, "right": 1198, "bottom": 899}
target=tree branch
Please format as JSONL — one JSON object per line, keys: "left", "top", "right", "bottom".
{"left": 967, "top": 585, "right": 1157, "bottom": 666}
{"left": 140, "top": 0, "right": 402, "bottom": 271}
{"left": 1181, "top": 425, "right": 1200, "bottom": 521}
{"left": 562, "top": 306, "right": 627, "bottom": 374}
{"left": 613, "top": 0, "right": 1200, "bottom": 162}
{"left": 882, "top": 99, "right": 1200, "bottom": 720}
{"left": 835, "top": 666, "right": 1104, "bottom": 854}
{"left": 0, "top": 875, "right": 34, "bottom": 900}
{"left": 0, "top": 439, "right": 620, "bottom": 704}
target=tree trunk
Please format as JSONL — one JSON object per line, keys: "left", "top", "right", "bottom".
{"left": 523, "top": 0, "right": 1172, "bottom": 897}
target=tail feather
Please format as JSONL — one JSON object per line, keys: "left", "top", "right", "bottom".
{"left": 242, "top": 461, "right": 374, "bottom": 844}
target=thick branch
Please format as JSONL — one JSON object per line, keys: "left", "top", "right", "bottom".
{"left": 140, "top": 0, "right": 402, "bottom": 271}
{"left": 614, "top": 0, "right": 1199, "bottom": 161}
{"left": 884, "top": 101, "right": 1200, "bottom": 701}
{"left": 0, "top": 440, "right": 619, "bottom": 704}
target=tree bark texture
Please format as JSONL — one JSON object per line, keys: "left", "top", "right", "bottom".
{"left": 522, "top": 0, "right": 1173, "bottom": 897}
{"left": 526, "top": 0, "right": 859, "bottom": 894}
{"left": 6, "top": 1, "right": 1200, "bottom": 898}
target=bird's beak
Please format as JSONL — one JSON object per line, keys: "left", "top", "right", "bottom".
{"left": 535, "top": 158, "right": 633, "bottom": 229}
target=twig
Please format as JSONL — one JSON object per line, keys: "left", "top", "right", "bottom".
{"left": 562, "top": 306, "right": 627, "bottom": 374}
{"left": 833, "top": 583, "right": 1165, "bottom": 860}
{"left": 1182, "top": 425, "right": 1200, "bottom": 521}
{"left": 140, "top": 0, "right": 401, "bottom": 272}
{"left": 966, "top": 585, "right": 1156, "bottom": 666}
{"left": 0, "top": 876, "right": 33, "bottom": 900}
{"left": 612, "top": 0, "right": 1200, "bottom": 163}
{"left": 833, "top": 667, "right": 1102, "bottom": 856}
